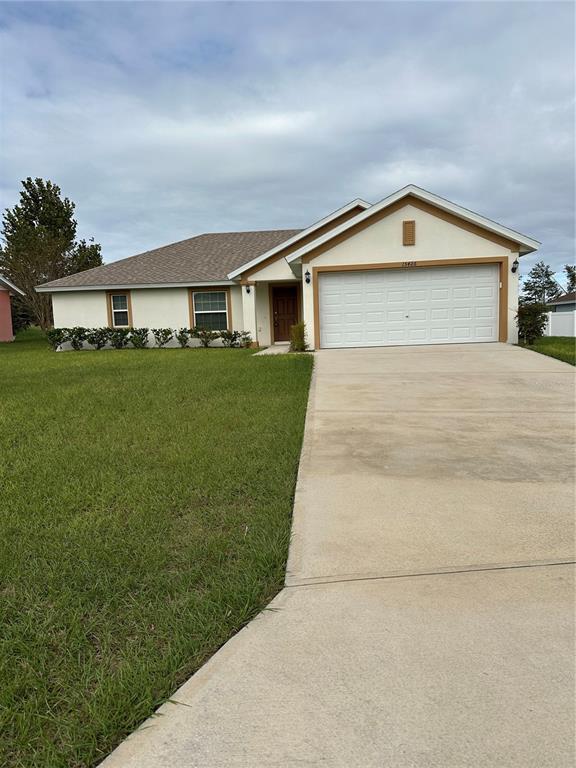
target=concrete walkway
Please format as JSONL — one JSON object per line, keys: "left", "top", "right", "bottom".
{"left": 102, "top": 343, "right": 575, "bottom": 768}
{"left": 253, "top": 343, "right": 290, "bottom": 355}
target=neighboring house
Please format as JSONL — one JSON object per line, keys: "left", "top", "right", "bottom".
{"left": 0, "top": 275, "right": 25, "bottom": 342}
{"left": 36, "top": 185, "right": 540, "bottom": 349}
{"left": 545, "top": 292, "right": 576, "bottom": 337}
{"left": 547, "top": 292, "right": 576, "bottom": 313}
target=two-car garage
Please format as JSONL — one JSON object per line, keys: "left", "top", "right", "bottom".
{"left": 318, "top": 263, "right": 501, "bottom": 349}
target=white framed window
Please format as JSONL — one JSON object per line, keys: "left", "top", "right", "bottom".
{"left": 192, "top": 291, "right": 228, "bottom": 331}
{"left": 109, "top": 293, "right": 130, "bottom": 327}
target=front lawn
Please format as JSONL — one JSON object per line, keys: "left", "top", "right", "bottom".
{"left": 521, "top": 335, "right": 575, "bottom": 366}
{"left": 0, "top": 328, "right": 313, "bottom": 768}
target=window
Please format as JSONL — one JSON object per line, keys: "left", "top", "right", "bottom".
{"left": 193, "top": 291, "right": 228, "bottom": 331}
{"left": 403, "top": 220, "right": 416, "bottom": 246}
{"left": 110, "top": 293, "right": 130, "bottom": 327}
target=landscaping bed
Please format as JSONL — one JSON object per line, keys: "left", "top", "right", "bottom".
{"left": 0, "top": 328, "right": 313, "bottom": 767}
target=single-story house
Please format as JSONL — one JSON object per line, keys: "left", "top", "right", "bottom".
{"left": 0, "top": 275, "right": 25, "bottom": 342}
{"left": 548, "top": 292, "right": 576, "bottom": 313}
{"left": 36, "top": 185, "right": 540, "bottom": 349}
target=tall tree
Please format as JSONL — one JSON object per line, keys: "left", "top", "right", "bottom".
{"left": 0, "top": 178, "right": 102, "bottom": 329}
{"left": 521, "top": 260, "right": 562, "bottom": 305}
{"left": 564, "top": 264, "right": 576, "bottom": 293}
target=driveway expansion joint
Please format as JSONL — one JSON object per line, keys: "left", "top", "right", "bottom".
{"left": 285, "top": 559, "right": 575, "bottom": 589}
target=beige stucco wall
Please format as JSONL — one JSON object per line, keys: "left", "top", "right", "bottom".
{"left": 302, "top": 204, "right": 517, "bottom": 347}
{"left": 131, "top": 288, "right": 189, "bottom": 328}
{"left": 255, "top": 286, "right": 272, "bottom": 345}
{"left": 307, "top": 205, "right": 512, "bottom": 267}
{"left": 52, "top": 285, "right": 245, "bottom": 332}
{"left": 508, "top": 264, "right": 519, "bottom": 344}
{"left": 249, "top": 258, "right": 295, "bottom": 282}
{"left": 52, "top": 291, "right": 109, "bottom": 328}
{"left": 229, "top": 286, "right": 243, "bottom": 331}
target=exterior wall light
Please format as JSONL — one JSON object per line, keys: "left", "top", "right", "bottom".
{"left": 245, "top": 284, "right": 251, "bottom": 294}
{"left": 511, "top": 259, "right": 519, "bottom": 274}
{"left": 305, "top": 270, "right": 311, "bottom": 284}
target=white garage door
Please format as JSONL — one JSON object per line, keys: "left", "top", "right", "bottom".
{"left": 318, "top": 264, "right": 499, "bottom": 348}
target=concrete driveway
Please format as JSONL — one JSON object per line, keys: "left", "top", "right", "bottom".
{"left": 102, "top": 343, "right": 575, "bottom": 768}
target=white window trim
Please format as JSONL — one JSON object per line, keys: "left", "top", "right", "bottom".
{"left": 108, "top": 292, "right": 131, "bottom": 328}
{"left": 192, "top": 290, "right": 229, "bottom": 330}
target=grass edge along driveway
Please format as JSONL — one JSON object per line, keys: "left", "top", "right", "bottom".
{"left": 520, "top": 335, "right": 575, "bottom": 366}
{"left": 0, "top": 329, "right": 313, "bottom": 768}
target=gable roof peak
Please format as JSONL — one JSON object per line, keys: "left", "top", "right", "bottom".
{"left": 284, "top": 185, "right": 540, "bottom": 265}
{"left": 226, "top": 197, "right": 371, "bottom": 280}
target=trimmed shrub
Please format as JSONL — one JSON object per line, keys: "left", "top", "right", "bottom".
{"left": 240, "top": 331, "right": 252, "bottom": 348}
{"left": 289, "top": 322, "right": 308, "bottom": 352}
{"left": 517, "top": 303, "right": 548, "bottom": 345}
{"left": 175, "top": 328, "right": 190, "bottom": 348}
{"left": 192, "top": 328, "right": 220, "bottom": 348}
{"left": 130, "top": 328, "right": 149, "bottom": 349}
{"left": 152, "top": 328, "right": 173, "bottom": 348}
{"left": 109, "top": 328, "right": 130, "bottom": 349}
{"left": 85, "top": 327, "right": 110, "bottom": 350}
{"left": 46, "top": 328, "right": 69, "bottom": 350}
{"left": 69, "top": 327, "right": 88, "bottom": 351}
{"left": 219, "top": 330, "right": 241, "bottom": 348}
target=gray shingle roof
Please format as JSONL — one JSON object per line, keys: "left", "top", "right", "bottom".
{"left": 548, "top": 291, "right": 576, "bottom": 305}
{"left": 38, "top": 229, "right": 301, "bottom": 290}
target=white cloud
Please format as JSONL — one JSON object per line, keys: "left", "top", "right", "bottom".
{"left": 0, "top": 1, "right": 573, "bottom": 279}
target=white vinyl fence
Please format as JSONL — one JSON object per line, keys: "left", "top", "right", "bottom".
{"left": 544, "top": 311, "right": 576, "bottom": 337}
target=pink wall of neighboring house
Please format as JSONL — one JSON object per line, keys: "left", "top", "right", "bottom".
{"left": 0, "top": 288, "right": 15, "bottom": 342}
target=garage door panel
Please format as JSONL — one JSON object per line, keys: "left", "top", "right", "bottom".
{"left": 475, "top": 286, "right": 495, "bottom": 299}
{"left": 430, "top": 327, "right": 450, "bottom": 340}
{"left": 476, "top": 307, "right": 494, "bottom": 319}
{"left": 319, "top": 264, "right": 499, "bottom": 348}
{"left": 430, "top": 289, "right": 450, "bottom": 301}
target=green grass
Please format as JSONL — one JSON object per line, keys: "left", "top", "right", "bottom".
{"left": 0, "top": 328, "right": 313, "bottom": 768}
{"left": 521, "top": 335, "right": 575, "bottom": 366}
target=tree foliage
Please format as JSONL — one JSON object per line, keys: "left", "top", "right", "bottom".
{"left": 516, "top": 303, "right": 549, "bottom": 345}
{"left": 10, "top": 294, "right": 34, "bottom": 333}
{"left": 564, "top": 264, "right": 576, "bottom": 293}
{"left": 0, "top": 178, "right": 102, "bottom": 329}
{"left": 521, "top": 260, "right": 562, "bottom": 305}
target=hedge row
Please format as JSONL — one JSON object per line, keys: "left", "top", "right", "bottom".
{"left": 46, "top": 327, "right": 253, "bottom": 351}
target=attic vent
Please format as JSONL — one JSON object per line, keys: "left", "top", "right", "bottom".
{"left": 403, "top": 220, "right": 416, "bottom": 246}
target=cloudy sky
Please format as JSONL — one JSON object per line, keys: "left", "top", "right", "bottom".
{"left": 0, "top": 1, "right": 574, "bottom": 281}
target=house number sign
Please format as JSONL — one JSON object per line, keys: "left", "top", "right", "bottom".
{"left": 401, "top": 261, "right": 417, "bottom": 267}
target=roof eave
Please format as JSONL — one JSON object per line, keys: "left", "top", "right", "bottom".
{"left": 35, "top": 280, "right": 237, "bottom": 293}
{"left": 286, "top": 185, "right": 540, "bottom": 264}
{"left": 0, "top": 276, "right": 25, "bottom": 296}
{"left": 226, "top": 198, "right": 371, "bottom": 280}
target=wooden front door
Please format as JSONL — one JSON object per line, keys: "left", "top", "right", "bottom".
{"left": 271, "top": 285, "right": 299, "bottom": 342}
